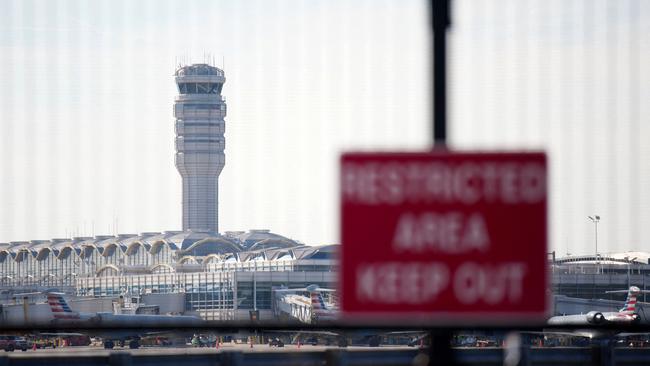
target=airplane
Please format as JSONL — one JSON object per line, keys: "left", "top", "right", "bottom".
{"left": 46, "top": 292, "right": 204, "bottom": 349}
{"left": 274, "top": 284, "right": 338, "bottom": 324}
{"left": 547, "top": 286, "right": 648, "bottom": 326}
{"left": 273, "top": 285, "right": 426, "bottom": 346}
{"left": 528, "top": 286, "right": 650, "bottom": 343}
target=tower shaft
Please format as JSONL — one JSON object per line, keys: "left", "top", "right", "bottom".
{"left": 174, "top": 64, "right": 226, "bottom": 232}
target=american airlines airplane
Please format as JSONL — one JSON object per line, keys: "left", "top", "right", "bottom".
{"left": 274, "top": 284, "right": 338, "bottom": 323}
{"left": 46, "top": 292, "right": 203, "bottom": 348}
{"left": 274, "top": 285, "right": 426, "bottom": 347}
{"left": 548, "top": 286, "right": 647, "bottom": 326}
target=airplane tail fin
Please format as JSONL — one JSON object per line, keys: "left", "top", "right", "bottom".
{"left": 620, "top": 286, "right": 640, "bottom": 314}
{"left": 46, "top": 292, "right": 80, "bottom": 319}
{"left": 308, "top": 290, "right": 338, "bottom": 322}
{"left": 310, "top": 292, "right": 328, "bottom": 312}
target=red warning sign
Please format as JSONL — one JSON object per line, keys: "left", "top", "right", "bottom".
{"left": 339, "top": 151, "right": 548, "bottom": 325}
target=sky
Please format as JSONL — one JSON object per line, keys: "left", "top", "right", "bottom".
{"left": 0, "top": 0, "right": 648, "bottom": 256}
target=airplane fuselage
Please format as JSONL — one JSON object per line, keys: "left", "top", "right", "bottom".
{"left": 548, "top": 311, "right": 638, "bottom": 326}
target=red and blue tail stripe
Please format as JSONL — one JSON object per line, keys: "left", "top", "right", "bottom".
{"left": 46, "top": 293, "right": 80, "bottom": 320}
{"left": 311, "top": 292, "right": 327, "bottom": 311}
{"left": 620, "top": 286, "right": 640, "bottom": 315}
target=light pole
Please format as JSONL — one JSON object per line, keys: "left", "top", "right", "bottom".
{"left": 588, "top": 215, "right": 600, "bottom": 258}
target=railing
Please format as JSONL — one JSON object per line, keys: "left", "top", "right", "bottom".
{"left": 3, "top": 345, "right": 650, "bottom": 366}
{"left": 0, "top": 349, "right": 420, "bottom": 366}
{"left": 3, "top": 323, "right": 650, "bottom": 366}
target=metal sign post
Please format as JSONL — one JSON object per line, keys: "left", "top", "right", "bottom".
{"left": 432, "top": 0, "right": 450, "bottom": 146}
{"left": 431, "top": 1, "right": 451, "bottom": 362}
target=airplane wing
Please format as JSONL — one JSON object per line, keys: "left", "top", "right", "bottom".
{"left": 522, "top": 330, "right": 595, "bottom": 339}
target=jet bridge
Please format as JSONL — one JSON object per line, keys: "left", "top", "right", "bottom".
{"left": 273, "top": 292, "right": 312, "bottom": 323}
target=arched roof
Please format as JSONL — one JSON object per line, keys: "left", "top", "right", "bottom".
{"left": 203, "top": 254, "right": 223, "bottom": 263}
{"left": 247, "top": 238, "right": 299, "bottom": 252}
{"left": 125, "top": 241, "right": 152, "bottom": 255}
{"left": 265, "top": 249, "right": 294, "bottom": 261}
{"left": 14, "top": 250, "right": 31, "bottom": 262}
{"left": 238, "top": 251, "right": 265, "bottom": 262}
{"left": 36, "top": 248, "right": 53, "bottom": 261}
{"left": 94, "top": 236, "right": 119, "bottom": 251}
{"left": 0, "top": 232, "right": 188, "bottom": 263}
{"left": 80, "top": 244, "right": 98, "bottom": 258}
{"left": 6, "top": 242, "right": 31, "bottom": 255}
{"left": 139, "top": 232, "right": 169, "bottom": 246}
{"left": 51, "top": 240, "right": 73, "bottom": 250}
{"left": 182, "top": 237, "right": 242, "bottom": 256}
{"left": 150, "top": 263, "right": 175, "bottom": 273}
{"left": 166, "top": 231, "right": 225, "bottom": 250}
{"left": 235, "top": 230, "right": 297, "bottom": 250}
{"left": 150, "top": 240, "right": 173, "bottom": 255}
{"left": 57, "top": 246, "right": 74, "bottom": 260}
{"left": 291, "top": 244, "right": 338, "bottom": 260}
{"left": 100, "top": 243, "right": 118, "bottom": 257}
{"left": 97, "top": 264, "right": 120, "bottom": 276}
{"left": 0, "top": 231, "right": 339, "bottom": 265}
{"left": 29, "top": 240, "right": 51, "bottom": 251}
{"left": 179, "top": 256, "right": 198, "bottom": 264}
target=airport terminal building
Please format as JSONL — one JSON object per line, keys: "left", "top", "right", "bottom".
{"left": 3, "top": 234, "right": 650, "bottom": 321}
{"left": 0, "top": 230, "right": 337, "bottom": 320}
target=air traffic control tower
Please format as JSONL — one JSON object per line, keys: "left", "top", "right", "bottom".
{"left": 174, "top": 64, "right": 227, "bottom": 232}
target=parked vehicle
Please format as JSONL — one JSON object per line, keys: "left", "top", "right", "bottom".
{"left": 0, "top": 335, "right": 28, "bottom": 352}
{"left": 14, "top": 337, "right": 30, "bottom": 351}
{"left": 190, "top": 334, "right": 214, "bottom": 348}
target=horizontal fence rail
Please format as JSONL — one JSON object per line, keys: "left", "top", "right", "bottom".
{"left": 2, "top": 347, "right": 650, "bottom": 366}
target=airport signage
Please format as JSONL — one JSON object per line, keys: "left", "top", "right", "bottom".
{"left": 339, "top": 151, "right": 548, "bottom": 325}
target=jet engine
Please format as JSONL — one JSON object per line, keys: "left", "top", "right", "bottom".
{"left": 586, "top": 311, "right": 605, "bottom": 324}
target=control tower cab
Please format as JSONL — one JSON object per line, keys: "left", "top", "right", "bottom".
{"left": 173, "top": 64, "right": 227, "bottom": 232}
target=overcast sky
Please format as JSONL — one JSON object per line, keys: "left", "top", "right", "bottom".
{"left": 0, "top": 0, "right": 648, "bottom": 256}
